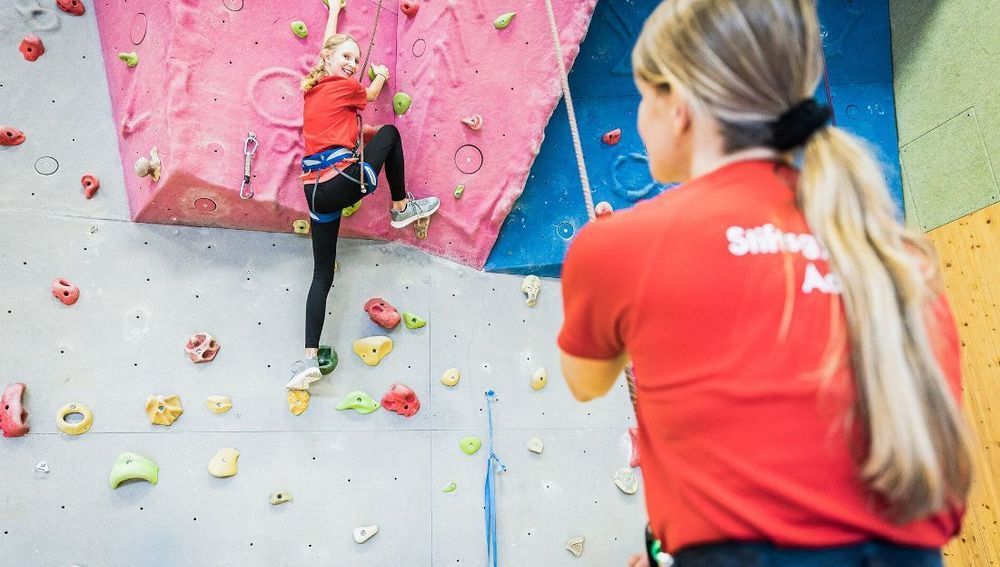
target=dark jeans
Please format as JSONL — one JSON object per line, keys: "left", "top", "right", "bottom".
{"left": 669, "top": 540, "right": 943, "bottom": 567}
{"left": 303, "top": 125, "right": 407, "bottom": 348}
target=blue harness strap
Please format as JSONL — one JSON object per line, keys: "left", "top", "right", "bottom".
{"left": 302, "top": 147, "right": 378, "bottom": 224}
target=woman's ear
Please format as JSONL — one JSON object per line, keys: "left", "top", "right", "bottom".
{"left": 670, "top": 91, "right": 692, "bottom": 138}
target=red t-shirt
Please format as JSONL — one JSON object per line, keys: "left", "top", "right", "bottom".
{"left": 558, "top": 159, "right": 964, "bottom": 553}
{"left": 302, "top": 75, "right": 367, "bottom": 155}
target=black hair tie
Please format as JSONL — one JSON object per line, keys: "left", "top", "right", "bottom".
{"left": 769, "top": 99, "right": 832, "bottom": 151}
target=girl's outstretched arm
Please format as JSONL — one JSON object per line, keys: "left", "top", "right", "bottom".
{"left": 323, "top": 0, "right": 346, "bottom": 43}
{"left": 366, "top": 64, "right": 389, "bottom": 101}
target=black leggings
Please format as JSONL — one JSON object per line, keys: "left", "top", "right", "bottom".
{"left": 303, "top": 124, "right": 407, "bottom": 349}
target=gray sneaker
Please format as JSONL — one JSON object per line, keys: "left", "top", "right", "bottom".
{"left": 391, "top": 193, "right": 440, "bottom": 229}
{"left": 285, "top": 357, "right": 322, "bottom": 390}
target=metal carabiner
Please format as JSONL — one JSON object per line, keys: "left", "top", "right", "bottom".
{"left": 240, "top": 132, "right": 258, "bottom": 200}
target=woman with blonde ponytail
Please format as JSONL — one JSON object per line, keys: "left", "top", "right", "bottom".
{"left": 558, "top": 1, "right": 972, "bottom": 565}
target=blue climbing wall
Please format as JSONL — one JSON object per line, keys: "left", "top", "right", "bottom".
{"left": 486, "top": 0, "right": 904, "bottom": 276}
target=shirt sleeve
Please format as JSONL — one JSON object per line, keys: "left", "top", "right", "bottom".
{"left": 557, "top": 220, "right": 633, "bottom": 360}
{"left": 348, "top": 80, "right": 368, "bottom": 110}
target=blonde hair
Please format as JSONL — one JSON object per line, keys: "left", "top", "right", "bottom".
{"left": 301, "top": 34, "right": 359, "bottom": 92}
{"left": 633, "top": 0, "right": 972, "bottom": 522}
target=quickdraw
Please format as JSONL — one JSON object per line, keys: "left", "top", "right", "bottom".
{"left": 240, "top": 131, "right": 258, "bottom": 200}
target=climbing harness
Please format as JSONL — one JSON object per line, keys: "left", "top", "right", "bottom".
{"left": 484, "top": 390, "right": 506, "bottom": 567}
{"left": 240, "top": 131, "right": 258, "bottom": 200}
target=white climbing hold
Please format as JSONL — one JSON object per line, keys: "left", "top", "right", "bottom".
{"left": 530, "top": 367, "right": 548, "bottom": 391}
{"left": 614, "top": 466, "right": 639, "bottom": 495}
{"left": 566, "top": 536, "right": 585, "bottom": 557}
{"left": 521, "top": 275, "right": 541, "bottom": 307}
{"left": 527, "top": 437, "right": 544, "bottom": 454}
{"left": 269, "top": 491, "right": 293, "bottom": 505}
{"left": 440, "top": 368, "right": 461, "bottom": 387}
{"left": 35, "top": 461, "right": 50, "bottom": 474}
{"left": 353, "top": 524, "right": 379, "bottom": 544}
{"left": 134, "top": 146, "right": 162, "bottom": 182}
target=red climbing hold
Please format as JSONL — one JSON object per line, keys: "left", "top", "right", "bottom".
{"left": 381, "top": 383, "right": 420, "bottom": 417}
{"left": 57, "top": 0, "right": 86, "bottom": 16}
{"left": 364, "top": 297, "right": 401, "bottom": 330}
{"left": 602, "top": 128, "right": 622, "bottom": 146}
{"left": 52, "top": 278, "right": 80, "bottom": 306}
{"left": 595, "top": 201, "right": 614, "bottom": 218}
{"left": 19, "top": 35, "right": 45, "bottom": 62}
{"left": 185, "top": 333, "right": 221, "bottom": 363}
{"left": 628, "top": 426, "right": 640, "bottom": 468}
{"left": 0, "top": 126, "right": 25, "bottom": 147}
{"left": 81, "top": 174, "right": 100, "bottom": 199}
{"left": 400, "top": 0, "right": 419, "bottom": 17}
{"left": 0, "top": 383, "right": 29, "bottom": 438}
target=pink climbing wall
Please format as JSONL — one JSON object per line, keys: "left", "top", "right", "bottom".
{"left": 94, "top": 0, "right": 597, "bottom": 269}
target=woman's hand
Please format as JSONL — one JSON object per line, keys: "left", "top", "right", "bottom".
{"left": 327, "top": 0, "right": 346, "bottom": 12}
{"left": 627, "top": 553, "right": 651, "bottom": 567}
{"left": 371, "top": 64, "right": 389, "bottom": 81}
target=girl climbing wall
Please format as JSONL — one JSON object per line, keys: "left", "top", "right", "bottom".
{"left": 557, "top": 1, "right": 973, "bottom": 566}
{"left": 287, "top": 0, "right": 440, "bottom": 389}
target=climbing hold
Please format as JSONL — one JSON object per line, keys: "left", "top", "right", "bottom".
{"left": 461, "top": 115, "right": 484, "bottom": 131}
{"left": 317, "top": 345, "right": 338, "bottom": 375}
{"left": 521, "top": 275, "right": 541, "bottom": 307}
{"left": 595, "top": 201, "right": 614, "bottom": 218}
{"left": 440, "top": 368, "right": 461, "bottom": 387}
{"left": 0, "top": 383, "right": 29, "bottom": 438}
{"left": 208, "top": 448, "right": 240, "bottom": 478}
{"left": 602, "top": 128, "right": 622, "bottom": 145}
{"left": 380, "top": 383, "right": 421, "bottom": 417}
{"left": 205, "top": 396, "right": 232, "bottom": 414}
{"left": 56, "top": 0, "right": 86, "bottom": 15}
{"left": 134, "top": 147, "right": 161, "bottom": 182}
{"left": 527, "top": 437, "right": 544, "bottom": 454}
{"left": 109, "top": 452, "right": 158, "bottom": 488}
{"left": 118, "top": 52, "right": 139, "bottom": 68}
{"left": 342, "top": 200, "right": 361, "bottom": 217}
{"left": 402, "top": 312, "right": 426, "bottom": 329}
{"left": 530, "top": 367, "right": 548, "bottom": 391}
{"left": 453, "top": 184, "right": 465, "bottom": 199}
{"left": 336, "top": 391, "right": 380, "bottom": 414}
{"left": 352, "top": 336, "right": 393, "bottom": 366}
{"left": 392, "top": 92, "right": 412, "bottom": 115}
{"left": 353, "top": 525, "right": 379, "bottom": 544}
{"left": 443, "top": 481, "right": 457, "bottom": 493}
{"left": 460, "top": 436, "right": 482, "bottom": 455}
{"left": 51, "top": 278, "right": 80, "bottom": 306}
{"left": 287, "top": 390, "right": 310, "bottom": 416}
{"left": 35, "top": 461, "right": 50, "bottom": 474}
{"left": 566, "top": 536, "right": 585, "bottom": 557}
{"left": 614, "top": 466, "right": 639, "bottom": 495}
{"left": 145, "top": 395, "right": 183, "bottom": 426}
{"left": 19, "top": 35, "right": 45, "bottom": 61}
{"left": 290, "top": 20, "right": 308, "bottom": 38}
{"left": 0, "top": 126, "right": 25, "bottom": 146}
{"left": 185, "top": 332, "right": 220, "bottom": 363}
{"left": 56, "top": 402, "right": 93, "bottom": 435}
{"left": 292, "top": 219, "right": 310, "bottom": 235}
{"left": 628, "top": 427, "right": 640, "bottom": 468}
{"left": 269, "top": 492, "right": 293, "bottom": 505}
{"left": 400, "top": 0, "right": 419, "bottom": 17}
{"left": 414, "top": 216, "right": 431, "bottom": 240}
{"left": 81, "top": 174, "right": 100, "bottom": 199}
{"left": 364, "top": 297, "right": 402, "bottom": 329}
{"left": 493, "top": 11, "right": 516, "bottom": 29}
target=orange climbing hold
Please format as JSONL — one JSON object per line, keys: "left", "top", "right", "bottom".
{"left": 364, "top": 298, "right": 402, "bottom": 330}
{"left": 52, "top": 279, "right": 80, "bottom": 306}
{"left": 81, "top": 174, "right": 100, "bottom": 199}
{"left": 57, "top": 0, "right": 86, "bottom": 16}
{"left": 19, "top": 35, "right": 44, "bottom": 62}
{"left": 0, "top": 126, "right": 25, "bottom": 147}
{"left": 602, "top": 128, "right": 621, "bottom": 145}
{"left": 400, "top": 0, "right": 419, "bottom": 17}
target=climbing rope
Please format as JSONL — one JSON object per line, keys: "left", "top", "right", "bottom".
{"left": 355, "top": 0, "right": 384, "bottom": 195}
{"left": 484, "top": 390, "right": 506, "bottom": 567}
{"left": 239, "top": 131, "right": 258, "bottom": 200}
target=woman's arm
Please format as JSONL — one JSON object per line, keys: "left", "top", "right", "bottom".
{"left": 560, "top": 350, "right": 628, "bottom": 402}
{"left": 365, "top": 64, "right": 389, "bottom": 101}
{"left": 323, "top": 0, "right": 346, "bottom": 43}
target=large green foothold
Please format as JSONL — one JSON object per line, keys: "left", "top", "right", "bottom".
{"left": 342, "top": 200, "right": 362, "bottom": 217}
{"left": 118, "top": 52, "right": 139, "bottom": 68}
{"left": 291, "top": 21, "right": 309, "bottom": 39}
{"left": 443, "top": 481, "right": 457, "bottom": 493}
{"left": 318, "top": 345, "right": 338, "bottom": 375}
{"left": 402, "top": 312, "right": 426, "bottom": 329}
{"left": 336, "top": 391, "right": 380, "bottom": 414}
{"left": 460, "top": 436, "right": 482, "bottom": 455}
{"left": 493, "top": 12, "right": 516, "bottom": 30}
{"left": 393, "top": 92, "right": 412, "bottom": 116}
{"left": 109, "top": 452, "right": 159, "bottom": 489}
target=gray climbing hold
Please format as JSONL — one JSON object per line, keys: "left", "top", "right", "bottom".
{"left": 269, "top": 491, "right": 293, "bottom": 505}
{"left": 566, "top": 536, "right": 585, "bottom": 557}
{"left": 527, "top": 437, "right": 544, "bottom": 454}
{"left": 614, "top": 467, "right": 638, "bottom": 495}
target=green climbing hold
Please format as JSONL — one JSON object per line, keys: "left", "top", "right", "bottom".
{"left": 493, "top": 12, "right": 516, "bottom": 30}
{"left": 402, "top": 312, "right": 426, "bottom": 329}
{"left": 393, "top": 92, "right": 412, "bottom": 116}
{"left": 342, "top": 200, "right": 362, "bottom": 217}
{"left": 443, "top": 481, "right": 457, "bottom": 493}
{"left": 318, "top": 345, "right": 338, "bottom": 375}
{"left": 460, "top": 436, "right": 482, "bottom": 455}
{"left": 109, "top": 452, "right": 158, "bottom": 489}
{"left": 291, "top": 21, "right": 309, "bottom": 39}
{"left": 336, "top": 391, "right": 380, "bottom": 414}
{"left": 454, "top": 184, "right": 465, "bottom": 199}
{"left": 368, "top": 65, "right": 377, "bottom": 81}
{"left": 118, "top": 52, "right": 139, "bottom": 68}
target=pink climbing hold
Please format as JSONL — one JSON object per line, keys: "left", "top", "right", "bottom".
{"left": 400, "top": 0, "right": 419, "bottom": 17}
{"left": 0, "top": 383, "right": 29, "bottom": 438}
{"left": 81, "top": 174, "right": 100, "bottom": 199}
{"left": 19, "top": 35, "right": 45, "bottom": 62}
{"left": 461, "top": 115, "right": 484, "bottom": 131}
{"left": 628, "top": 427, "right": 640, "bottom": 468}
{"left": 364, "top": 297, "right": 402, "bottom": 330}
{"left": 185, "top": 333, "right": 221, "bottom": 363}
{"left": 0, "top": 126, "right": 25, "bottom": 147}
{"left": 381, "top": 383, "right": 420, "bottom": 417}
{"left": 602, "top": 128, "right": 622, "bottom": 146}
{"left": 595, "top": 201, "right": 614, "bottom": 218}
{"left": 57, "top": 0, "right": 86, "bottom": 16}
{"left": 52, "top": 278, "right": 80, "bottom": 306}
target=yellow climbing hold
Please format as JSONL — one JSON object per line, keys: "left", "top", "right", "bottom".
{"left": 353, "top": 336, "right": 393, "bottom": 366}
{"left": 440, "top": 368, "right": 461, "bottom": 387}
{"left": 293, "top": 219, "right": 310, "bottom": 235}
{"left": 530, "top": 367, "right": 548, "bottom": 391}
